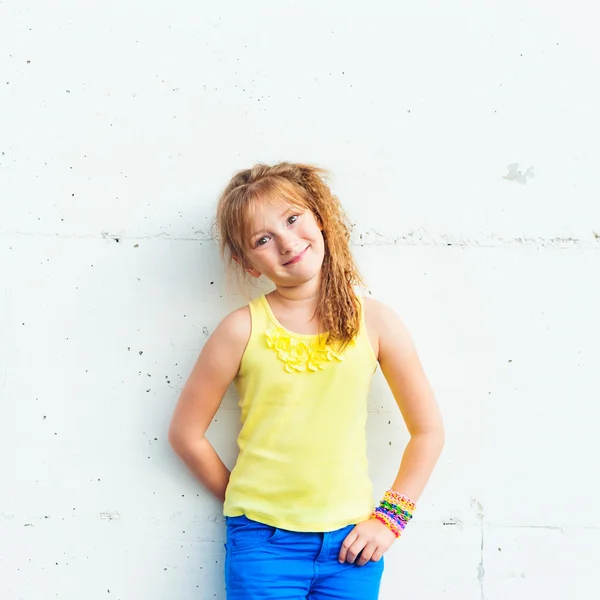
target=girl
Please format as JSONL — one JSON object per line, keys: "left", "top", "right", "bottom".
{"left": 168, "top": 162, "right": 445, "bottom": 600}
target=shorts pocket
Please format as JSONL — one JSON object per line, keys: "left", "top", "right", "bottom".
{"left": 226, "top": 516, "right": 282, "bottom": 551}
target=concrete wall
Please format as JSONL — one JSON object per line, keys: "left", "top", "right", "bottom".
{"left": 1, "top": 2, "right": 599, "bottom": 598}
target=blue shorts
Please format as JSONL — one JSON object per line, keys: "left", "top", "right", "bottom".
{"left": 224, "top": 515, "right": 384, "bottom": 600}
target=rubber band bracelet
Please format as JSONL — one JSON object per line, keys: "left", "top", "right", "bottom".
{"left": 371, "top": 489, "right": 416, "bottom": 538}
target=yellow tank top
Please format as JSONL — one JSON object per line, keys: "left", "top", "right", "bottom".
{"left": 222, "top": 294, "right": 378, "bottom": 532}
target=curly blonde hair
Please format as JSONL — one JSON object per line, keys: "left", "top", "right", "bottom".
{"left": 215, "top": 162, "right": 365, "bottom": 345}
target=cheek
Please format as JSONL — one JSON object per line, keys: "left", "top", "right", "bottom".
{"left": 305, "top": 222, "right": 323, "bottom": 242}
{"left": 312, "top": 233, "right": 326, "bottom": 257}
{"left": 316, "top": 228, "right": 325, "bottom": 245}
{"left": 255, "top": 248, "right": 279, "bottom": 267}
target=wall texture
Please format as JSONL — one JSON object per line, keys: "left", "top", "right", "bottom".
{"left": 1, "top": 2, "right": 599, "bottom": 599}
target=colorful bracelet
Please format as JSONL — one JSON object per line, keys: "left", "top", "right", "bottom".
{"left": 371, "top": 489, "right": 416, "bottom": 538}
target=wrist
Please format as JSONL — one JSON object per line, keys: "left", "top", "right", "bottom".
{"left": 371, "top": 489, "right": 416, "bottom": 538}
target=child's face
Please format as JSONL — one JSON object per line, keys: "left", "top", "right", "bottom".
{"left": 242, "top": 198, "right": 325, "bottom": 287}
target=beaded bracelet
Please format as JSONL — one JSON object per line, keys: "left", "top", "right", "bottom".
{"left": 371, "top": 489, "right": 416, "bottom": 538}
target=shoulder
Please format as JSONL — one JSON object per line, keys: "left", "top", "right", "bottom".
{"left": 196, "top": 302, "right": 253, "bottom": 374}
{"left": 213, "top": 303, "right": 251, "bottom": 344}
{"left": 361, "top": 296, "right": 415, "bottom": 355}
{"left": 362, "top": 296, "right": 401, "bottom": 329}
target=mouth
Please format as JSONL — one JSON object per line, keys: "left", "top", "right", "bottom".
{"left": 284, "top": 245, "right": 309, "bottom": 266}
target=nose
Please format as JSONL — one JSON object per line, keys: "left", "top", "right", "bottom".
{"left": 278, "top": 231, "right": 298, "bottom": 255}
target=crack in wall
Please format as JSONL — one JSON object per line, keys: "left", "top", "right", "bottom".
{"left": 478, "top": 531, "right": 485, "bottom": 600}
{"left": 472, "top": 499, "right": 486, "bottom": 600}
{"left": 354, "top": 228, "right": 600, "bottom": 249}
{"left": 2, "top": 229, "right": 600, "bottom": 250}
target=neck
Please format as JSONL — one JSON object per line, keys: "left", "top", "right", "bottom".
{"left": 273, "top": 274, "right": 321, "bottom": 304}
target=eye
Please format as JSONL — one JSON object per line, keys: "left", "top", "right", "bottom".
{"left": 255, "top": 236, "right": 269, "bottom": 247}
{"left": 287, "top": 215, "right": 298, "bottom": 225}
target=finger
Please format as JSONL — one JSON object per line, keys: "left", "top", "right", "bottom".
{"left": 356, "top": 543, "right": 376, "bottom": 567}
{"left": 370, "top": 548, "right": 384, "bottom": 562}
{"left": 345, "top": 539, "right": 367, "bottom": 564}
{"left": 338, "top": 530, "right": 358, "bottom": 563}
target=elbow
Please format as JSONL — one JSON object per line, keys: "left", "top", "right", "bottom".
{"left": 428, "top": 412, "right": 446, "bottom": 451}
{"left": 411, "top": 425, "right": 445, "bottom": 452}
{"left": 435, "top": 425, "right": 446, "bottom": 458}
{"left": 435, "top": 419, "right": 445, "bottom": 445}
{"left": 168, "top": 420, "right": 189, "bottom": 455}
{"left": 424, "top": 428, "right": 445, "bottom": 463}
{"left": 168, "top": 423, "right": 181, "bottom": 453}
{"left": 168, "top": 420, "right": 206, "bottom": 457}
{"left": 437, "top": 426, "right": 446, "bottom": 453}
{"left": 431, "top": 420, "right": 445, "bottom": 449}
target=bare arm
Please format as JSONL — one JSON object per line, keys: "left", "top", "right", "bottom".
{"left": 168, "top": 307, "right": 250, "bottom": 502}
{"left": 338, "top": 298, "right": 445, "bottom": 565}
{"left": 370, "top": 298, "right": 445, "bottom": 501}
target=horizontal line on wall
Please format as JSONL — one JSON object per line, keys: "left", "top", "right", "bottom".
{"left": 1, "top": 230, "right": 599, "bottom": 250}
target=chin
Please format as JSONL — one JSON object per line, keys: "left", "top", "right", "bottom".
{"left": 294, "top": 264, "right": 323, "bottom": 284}
{"left": 273, "top": 265, "right": 319, "bottom": 286}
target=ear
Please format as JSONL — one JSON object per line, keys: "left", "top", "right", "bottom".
{"left": 244, "top": 265, "right": 262, "bottom": 279}
{"left": 245, "top": 265, "right": 262, "bottom": 278}
{"left": 233, "top": 255, "right": 262, "bottom": 279}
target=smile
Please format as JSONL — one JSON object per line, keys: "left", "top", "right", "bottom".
{"left": 284, "top": 246, "right": 309, "bottom": 266}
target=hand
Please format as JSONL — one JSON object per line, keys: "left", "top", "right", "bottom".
{"left": 338, "top": 518, "right": 397, "bottom": 566}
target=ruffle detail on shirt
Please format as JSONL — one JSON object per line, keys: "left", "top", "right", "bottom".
{"left": 265, "top": 327, "right": 355, "bottom": 373}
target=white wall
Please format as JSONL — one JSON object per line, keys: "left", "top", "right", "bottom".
{"left": 1, "top": 2, "right": 599, "bottom": 598}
